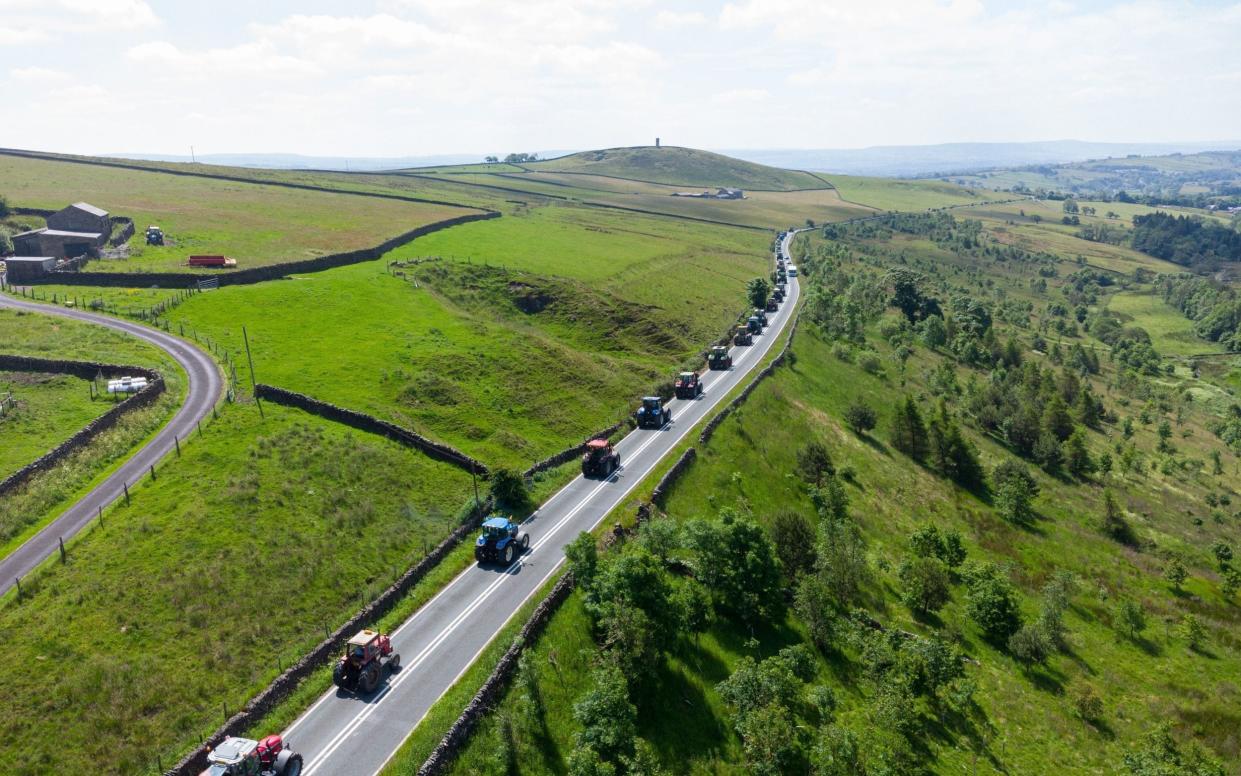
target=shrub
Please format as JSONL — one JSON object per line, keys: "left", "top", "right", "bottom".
{"left": 769, "top": 509, "right": 816, "bottom": 580}
{"left": 796, "top": 440, "right": 835, "bottom": 485}
{"left": 844, "top": 400, "right": 878, "bottom": 434}
{"left": 1071, "top": 683, "right": 1104, "bottom": 723}
{"left": 992, "top": 459, "right": 1039, "bottom": 523}
{"left": 1008, "top": 623, "right": 1051, "bottom": 664}
{"left": 898, "top": 555, "right": 951, "bottom": 615}
{"left": 964, "top": 562, "right": 1023, "bottom": 644}
{"left": 490, "top": 467, "right": 531, "bottom": 511}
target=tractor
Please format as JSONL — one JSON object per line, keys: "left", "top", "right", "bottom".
{"left": 707, "top": 345, "right": 732, "bottom": 370}
{"left": 765, "top": 297, "right": 779, "bottom": 313}
{"left": 674, "top": 371, "right": 702, "bottom": 399}
{"left": 734, "top": 325, "right": 753, "bottom": 346}
{"left": 635, "top": 396, "right": 672, "bottom": 429}
{"left": 145, "top": 225, "right": 164, "bottom": 246}
{"left": 747, "top": 315, "right": 764, "bottom": 334}
{"left": 581, "top": 438, "right": 620, "bottom": 478}
{"left": 200, "top": 735, "right": 302, "bottom": 776}
{"left": 772, "top": 287, "right": 784, "bottom": 303}
{"left": 475, "top": 515, "right": 530, "bottom": 565}
{"left": 753, "top": 309, "right": 768, "bottom": 326}
{"left": 332, "top": 628, "right": 400, "bottom": 694}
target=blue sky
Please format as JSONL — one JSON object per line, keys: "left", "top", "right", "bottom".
{"left": 3, "top": 0, "right": 1241, "bottom": 156}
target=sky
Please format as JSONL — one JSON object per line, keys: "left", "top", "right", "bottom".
{"left": 3, "top": 0, "right": 1241, "bottom": 157}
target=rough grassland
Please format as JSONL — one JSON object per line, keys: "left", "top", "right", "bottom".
{"left": 527, "top": 146, "right": 829, "bottom": 190}
{"left": 0, "top": 402, "right": 473, "bottom": 775}
{"left": 0, "top": 370, "right": 107, "bottom": 479}
{"left": 830, "top": 174, "right": 988, "bottom": 211}
{"left": 158, "top": 203, "right": 767, "bottom": 467}
{"left": 0, "top": 154, "right": 476, "bottom": 273}
{"left": 1107, "top": 290, "right": 1227, "bottom": 358}
{"left": 420, "top": 171, "right": 872, "bottom": 228}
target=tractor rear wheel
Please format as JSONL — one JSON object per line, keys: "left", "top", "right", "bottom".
{"left": 360, "top": 662, "right": 381, "bottom": 693}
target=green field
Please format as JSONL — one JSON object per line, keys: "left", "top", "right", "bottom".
{"left": 151, "top": 202, "right": 767, "bottom": 467}
{"left": 0, "top": 153, "right": 478, "bottom": 273}
{"left": 830, "top": 174, "right": 988, "bottom": 211}
{"left": 0, "top": 402, "right": 475, "bottom": 774}
{"left": 0, "top": 371, "right": 107, "bottom": 479}
{"left": 527, "top": 146, "right": 830, "bottom": 190}
{"left": 1107, "top": 291, "right": 1228, "bottom": 358}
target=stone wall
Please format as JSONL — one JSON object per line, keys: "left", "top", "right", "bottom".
{"left": 0, "top": 355, "right": 163, "bottom": 497}
{"left": 254, "top": 384, "right": 489, "bottom": 476}
{"left": 165, "top": 497, "right": 494, "bottom": 776}
{"left": 416, "top": 572, "right": 576, "bottom": 776}
{"left": 36, "top": 211, "right": 500, "bottom": 288}
{"left": 699, "top": 310, "right": 801, "bottom": 446}
{"left": 649, "top": 446, "right": 697, "bottom": 507}
{"left": 108, "top": 217, "right": 135, "bottom": 247}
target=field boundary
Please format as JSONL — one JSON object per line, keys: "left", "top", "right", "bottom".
{"left": 416, "top": 572, "right": 576, "bottom": 776}
{"left": 253, "top": 384, "right": 489, "bottom": 476}
{"left": 0, "top": 355, "right": 164, "bottom": 497}
{"left": 166, "top": 497, "right": 495, "bottom": 776}
{"left": 30, "top": 211, "right": 500, "bottom": 288}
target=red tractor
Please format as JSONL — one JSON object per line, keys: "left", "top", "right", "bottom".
{"left": 201, "top": 735, "right": 302, "bottom": 776}
{"left": 581, "top": 438, "right": 620, "bottom": 478}
{"left": 674, "top": 371, "right": 703, "bottom": 399}
{"left": 332, "top": 628, "right": 400, "bottom": 694}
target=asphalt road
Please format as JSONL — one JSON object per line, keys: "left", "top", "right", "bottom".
{"left": 285, "top": 230, "right": 802, "bottom": 776}
{"left": 0, "top": 293, "right": 223, "bottom": 595}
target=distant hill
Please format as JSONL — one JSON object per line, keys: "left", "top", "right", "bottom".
{"left": 526, "top": 146, "right": 830, "bottom": 191}
{"left": 726, "top": 140, "right": 1241, "bottom": 177}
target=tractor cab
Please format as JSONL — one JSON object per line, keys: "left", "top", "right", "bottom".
{"left": 772, "top": 287, "right": 784, "bottom": 303}
{"left": 734, "top": 325, "right": 753, "bottom": 346}
{"left": 202, "top": 735, "right": 300, "bottom": 776}
{"left": 635, "top": 396, "right": 671, "bottom": 429}
{"left": 581, "top": 438, "right": 619, "bottom": 478}
{"left": 747, "top": 316, "right": 763, "bottom": 334}
{"left": 753, "top": 309, "right": 769, "bottom": 326}
{"left": 765, "top": 297, "right": 779, "bottom": 312}
{"left": 707, "top": 345, "right": 733, "bottom": 370}
{"left": 476, "top": 516, "right": 529, "bottom": 564}
{"left": 674, "top": 371, "right": 702, "bottom": 399}
{"left": 333, "top": 628, "right": 399, "bottom": 693}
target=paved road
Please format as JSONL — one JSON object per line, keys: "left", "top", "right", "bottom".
{"left": 0, "top": 293, "right": 223, "bottom": 595}
{"left": 285, "top": 231, "right": 802, "bottom": 776}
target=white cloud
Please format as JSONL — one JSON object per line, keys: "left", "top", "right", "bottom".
{"left": 0, "top": 0, "right": 157, "bottom": 39}
{"left": 653, "top": 10, "right": 707, "bottom": 29}
{"left": 9, "top": 66, "right": 70, "bottom": 83}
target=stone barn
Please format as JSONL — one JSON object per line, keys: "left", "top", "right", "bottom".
{"left": 46, "top": 202, "right": 110, "bottom": 236}
{"left": 12, "top": 228, "right": 103, "bottom": 259}
{"left": 3, "top": 256, "right": 58, "bottom": 283}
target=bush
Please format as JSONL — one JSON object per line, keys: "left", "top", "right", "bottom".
{"left": 769, "top": 509, "right": 816, "bottom": 580}
{"left": 573, "top": 663, "right": 637, "bottom": 765}
{"left": 490, "top": 468, "right": 531, "bottom": 511}
{"left": 858, "top": 353, "right": 884, "bottom": 375}
{"left": 992, "top": 459, "right": 1039, "bottom": 523}
{"left": 898, "top": 555, "right": 951, "bottom": 614}
{"left": 1008, "top": 623, "right": 1051, "bottom": 664}
{"left": 1071, "top": 683, "right": 1104, "bottom": 723}
{"left": 964, "top": 562, "right": 1023, "bottom": 644}
{"left": 844, "top": 400, "right": 877, "bottom": 434}
{"left": 796, "top": 440, "right": 835, "bottom": 485}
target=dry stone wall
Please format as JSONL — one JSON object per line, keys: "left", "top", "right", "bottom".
{"left": 0, "top": 355, "right": 163, "bottom": 496}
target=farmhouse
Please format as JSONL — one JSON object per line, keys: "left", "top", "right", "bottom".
{"left": 670, "top": 187, "right": 746, "bottom": 200}
{"left": 11, "top": 202, "right": 110, "bottom": 260}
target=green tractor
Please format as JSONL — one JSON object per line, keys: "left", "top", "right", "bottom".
{"left": 734, "top": 325, "right": 753, "bottom": 346}
{"left": 707, "top": 345, "right": 733, "bottom": 370}
{"left": 747, "top": 315, "right": 763, "bottom": 334}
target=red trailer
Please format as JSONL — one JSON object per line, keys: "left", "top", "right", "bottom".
{"left": 187, "top": 255, "right": 237, "bottom": 268}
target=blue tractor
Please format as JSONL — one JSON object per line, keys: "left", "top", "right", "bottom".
{"left": 475, "top": 516, "right": 530, "bottom": 565}
{"left": 635, "top": 396, "right": 672, "bottom": 429}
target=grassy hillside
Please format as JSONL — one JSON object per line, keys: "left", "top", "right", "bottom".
{"left": 528, "top": 146, "right": 830, "bottom": 190}
{"left": 0, "top": 153, "right": 478, "bottom": 273}
{"left": 435, "top": 208, "right": 1241, "bottom": 776}
{"left": 0, "top": 371, "right": 107, "bottom": 479}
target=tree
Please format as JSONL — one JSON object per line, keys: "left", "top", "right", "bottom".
{"left": 1114, "top": 598, "right": 1147, "bottom": 641}
{"left": 890, "top": 396, "right": 929, "bottom": 461}
{"left": 1210, "top": 540, "right": 1233, "bottom": 569}
{"left": 908, "top": 523, "right": 966, "bottom": 568}
{"left": 796, "top": 440, "right": 835, "bottom": 485}
{"left": 684, "top": 513, "right": 784, "bottom": 624}
{"left": 928, "top": 405, "right": 985, "bottom": 489}
{"left": 843, "top": 400, "right": 877, "bottom": 435}
{"left": 569, "top": 747, "right": 616, "bottom": 776}
{"left": 490, "top": 468, "right": 531, "bottom": 511}
{"left": 1008, "top": 623, "right": 1051, "bottom": 664}
{"left": 747, "top": 277, "right": 771, "bottom": 310}
{"left": 566, "top": 531, "right": 600, "bottom": 592}
{"left": 810, "top": 725, "right": 862, "bottom": 776}
{"left": 1123, "top": 723, "right": 1226, "bottom": 776}
{"left": 1178, "top": 614, "right": 1206, "bottom": 651}
{"left": 573, "top": 664, "right": 637, "bottom": 765}
{"left": 1163, "top": 557, "right": 1188, "bottom": 592}
{"left": 769, "top": 509, "right": 817, "bottom": 580}
{"left": 0, "top": 231, "right": 12, "bottom": 256}
{"left": 1101, "top": 489, "right": 1136, "bottom": 545}
{"left": 993, "top": 459, "right": 1039, "bottom": 523}
{"left": 637, "top": 518, "right": 679, "bottom": 564}
{"left": 888, "top": 268, "right": 940, "bottom": 324}
{"left": 1072, "top": 682, "right": 1105, "bottom": 723}
{"left": 811, "top": 515, "right": 871, "bottom": 608}
{"left": 736, "top": 703, "right": 801, "bottom": 776}
{"left": 623, "top": 740, "right": 668, "bottom": 776}
{"left": 964, "top": 562, "right": 1023, "bottom": 644}
{"left": 1064, "top": 428, "right": 1096, "bottom": 478}
{"left": 898, "top": 555, "right": 951, "bottom": 614}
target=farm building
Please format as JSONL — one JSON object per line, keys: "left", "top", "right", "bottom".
{"left": 3, "top": 256, "right": 58, "bottom": 283}
{"left": 47, "top": 202, "right": 110, "bottom": 235}
{"left": 12, "top": 228, "right": 103, "bottom": 259}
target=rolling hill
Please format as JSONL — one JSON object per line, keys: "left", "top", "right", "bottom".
{"left": 527, "top": 145, "right": 831, "bottom": 191}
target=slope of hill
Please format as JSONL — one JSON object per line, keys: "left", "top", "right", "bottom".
{"left": 528, "top": 145, "right": 830, "bottom": 191}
